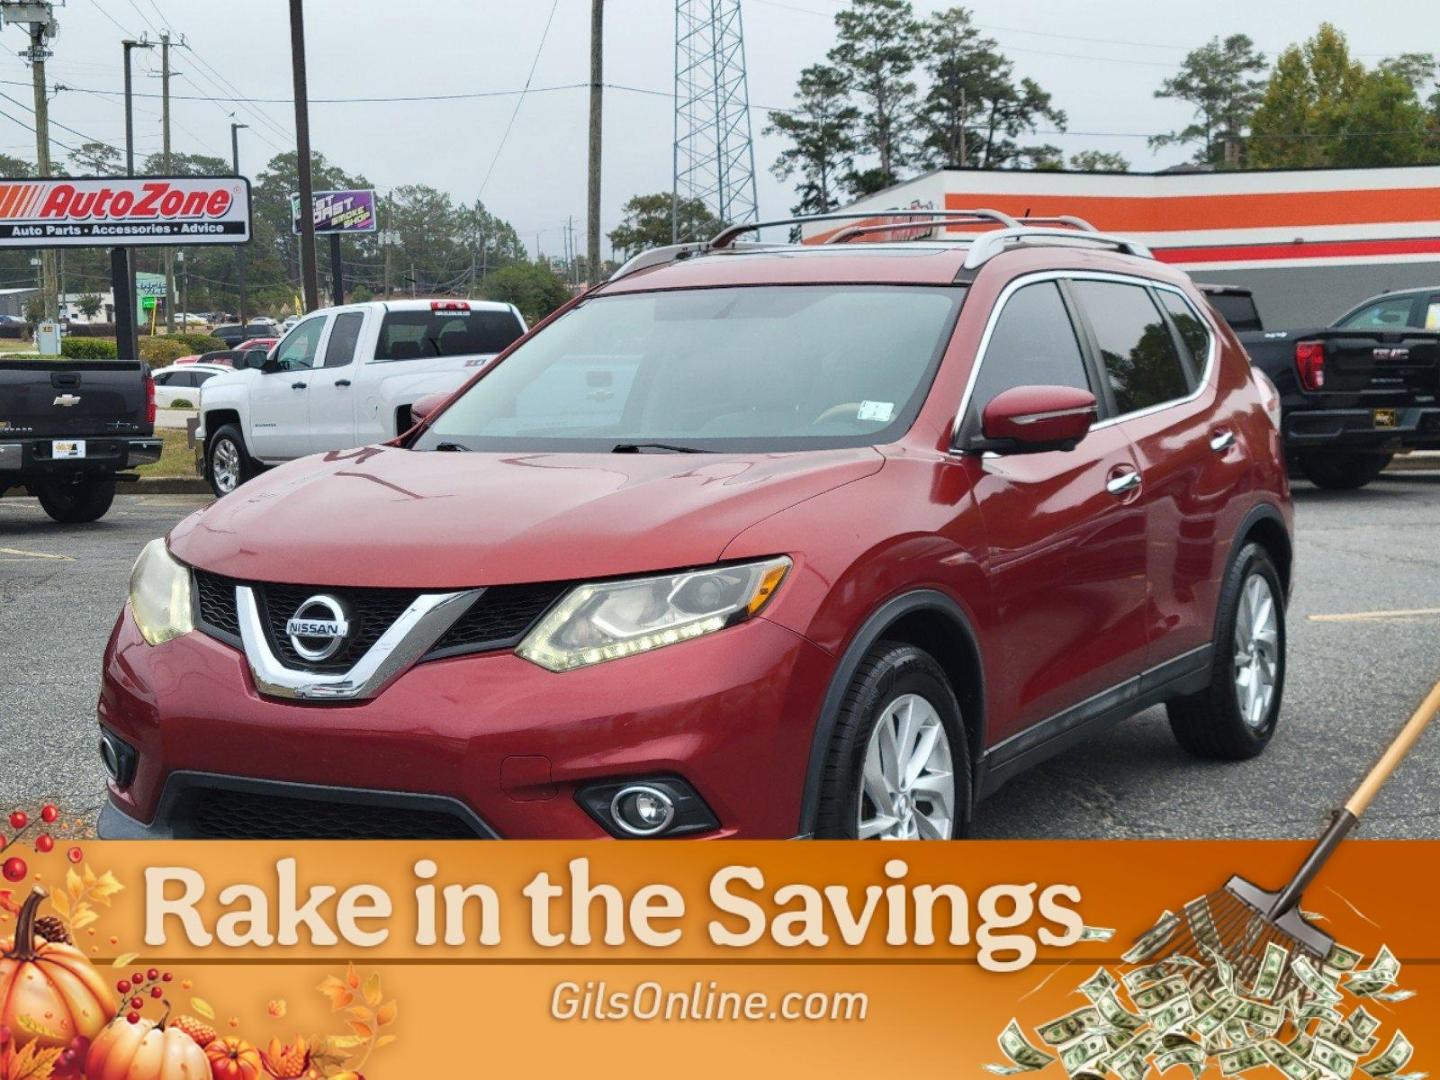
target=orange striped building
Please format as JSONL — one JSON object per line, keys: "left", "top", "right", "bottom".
{"left": 803, "top": 166, "right": 1440, "bottom": 326}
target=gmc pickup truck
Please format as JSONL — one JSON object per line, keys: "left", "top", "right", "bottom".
{"left": 1201, "top": 284, "right": 1440, "bottom": 489}
{"left": 0, "top": 359, "right": 161, "bottom": 522}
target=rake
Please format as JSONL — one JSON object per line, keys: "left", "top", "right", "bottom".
{"left": 1130, "top": 680, "right": 1440, "bottom": 1004}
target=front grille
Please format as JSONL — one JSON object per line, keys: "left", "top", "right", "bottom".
{"left": 180, "top": 788, "right": 482, "bottom": 839}
{"left": 190, "top": 570, "right": 564, "bottom": 671}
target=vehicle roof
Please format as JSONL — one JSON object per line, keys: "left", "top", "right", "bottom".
{"left": 158, "top": 361, "right": 230, "bottom": 372}
{"left": 598, "top": 240, "right": 1190, "bottom": 294}
{"left": 322, "top": 298, "right": 520, "bottom": 313}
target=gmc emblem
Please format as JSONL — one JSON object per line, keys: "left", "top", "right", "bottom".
{"left": 1373, "top": 347, "right": 1410, "bottom": 361}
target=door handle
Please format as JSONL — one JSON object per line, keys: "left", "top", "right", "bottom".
{"left": 333, "top": 379, "right": 351, "bottom": 387}
{"left": 1106, "top": 469, "right": 1142, "bottom": 496}
{"left": 291, "top": 381, "right": 308, "bottom": 390}
{"left": 1210, "top": 429, "right": 1235, "bottom": 452}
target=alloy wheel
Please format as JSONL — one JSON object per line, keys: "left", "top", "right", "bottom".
{"left": 857, "top": 693, "right": 955, "bottom": 840}
{"left": 212, "top": 438, "right": 241, "bottom": 494}
{"left": 1234, "top": 573, "right": 1279, "bottom": 729}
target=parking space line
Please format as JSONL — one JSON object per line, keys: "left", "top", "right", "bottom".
{"left": 1309, "top": 607, "right": 1440, "bottom": 623}
{"left": 0, "top": 547, "right": 74, "bottom": 562}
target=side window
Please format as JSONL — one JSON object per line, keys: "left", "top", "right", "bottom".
{"left": 153, "top": 372, "right": 174, "bottom": 385}
{"left": 1073, "top": 281, "right": 1191, "bottom": 416}
{"left": 273, "top": 317, "right": 326, "bottom": 372}
{"left": 323, "top": 312, "right": 364, "bottom": 368}
{"left": 193, "top": 369, "right": 220, "bottom": 386}
{"left": 1425, "top": 297, "right": 1440, "bottom": 330}
{"left": 971, "top": 281, "right": 1090, "bottom": 416}
{"left": 1157, "top": 290, "right": 1211, "bottom": 373}
{"left": 1338, "top": 295, "right": 1417, "bottom": 329}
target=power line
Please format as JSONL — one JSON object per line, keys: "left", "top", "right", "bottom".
{"left": 477, "top": 0, "right": 561, "bottom": 199}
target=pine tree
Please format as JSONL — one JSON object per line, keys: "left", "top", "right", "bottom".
{"left": 1151, "top": 34, "right": 1267, "bottom": 167}
{"left": 765, "top": 64, "right": 860, "bottom": 215}
{"left": 828, "top": 0, "right": 921, "bottom": 194}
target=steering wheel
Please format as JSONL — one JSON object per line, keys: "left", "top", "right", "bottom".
{"left": 811, "top": 402, "right": 865, "bottom": 426}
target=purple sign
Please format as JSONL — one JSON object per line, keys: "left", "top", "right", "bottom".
{"left": 290, "top": 189, "right": 377, "bottom": 234}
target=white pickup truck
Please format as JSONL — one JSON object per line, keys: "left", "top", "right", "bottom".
{"left": 196, "top": 298, "right": 527, "bottom": 496}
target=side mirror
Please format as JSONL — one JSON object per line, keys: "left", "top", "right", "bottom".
{"left": 245, "top": 349, "right": 269, "bottom": 370}
{"left": 409, "top": 391, "right": 448, "bottom": 423}
{"left": 977, "top": 385, "right": 1097, "bottom": 454}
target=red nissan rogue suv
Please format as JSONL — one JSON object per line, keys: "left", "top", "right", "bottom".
{"left": 98, "top": 210, "right": 1292, "bottom": 841}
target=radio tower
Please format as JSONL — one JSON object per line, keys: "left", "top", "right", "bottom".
{"left": 672, "top": 0, "right": 759, "bottom": 242}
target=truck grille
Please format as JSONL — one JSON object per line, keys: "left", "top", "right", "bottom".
{"left": 191, "top": 569, "right": 564, "bottom": 672}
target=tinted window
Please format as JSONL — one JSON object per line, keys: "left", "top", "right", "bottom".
{"left": 971, "top": 281, "right": 1089, "bottom": 415}
{"left": 324, "top": 311, "right": 364, "bottom": 368}
{"left": 376, "top": 308, "right": 524, "bottom": 361}
{"left": 1158, "top": 290, "right": 1211, "bottom": 372}
{"left": 1074, "top": 281, "right": 1191, "bottom": 415}
{"left": 273, "top": 317, "right": 326, "bottom": 372}
{"left": 417, "top": 286, "right": 962, "bottom": 452}
{"left": 154, "top": 371, "right": 175, "bottom": 385}
{"left": 1338, "top": 295, "right": 1417, "bottom": 329}
{"left": 193, "top": 369, "right": 220, "bottom": 385}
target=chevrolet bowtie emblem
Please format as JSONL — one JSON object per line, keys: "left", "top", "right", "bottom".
{"left": 53, "top": 394, "right": 81, "bottom": 407}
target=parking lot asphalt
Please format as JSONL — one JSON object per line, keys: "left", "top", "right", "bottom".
{"left": 3, "top": 478, "right": 1440, "bottom": 839}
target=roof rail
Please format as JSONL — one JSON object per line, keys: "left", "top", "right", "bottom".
{"left": 1012, "top": 215, "right": 1098, "bottom": 232}
{"left": 608, "top": 242, "right": 708, "bottom": 281}
{"left": 963, "top": 227, "right": 1152, "bottom": 270}
{"left": 710, "top": 207, "right": 1021, "bottom": 249}
{"left": 825, "top": 218, "right": 966, "bottom": 244}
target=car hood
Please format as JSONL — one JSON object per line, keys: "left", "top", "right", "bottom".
{"left": 170, "top": 444, "right": 884, "bottom": 587}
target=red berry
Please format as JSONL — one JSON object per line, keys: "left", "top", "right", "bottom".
{"left": 147, "top": 967, "right": 159, "bottom": 981}
{"left": 161, "top": 972, "right": 173, "bottom": 982}
{"left": 40, "top": 804, "right": 58, "bottom": 824}
{"left": 150, "top": 986, "right": 163, "bottom": 999}
{"left": 35, "top": 834, "right": 54, "bottom": 853}
{"left": 116, "top": 980, "right": 131, "bottom": 994}
{"left": 130, "top": 996, "right": 143, "bottom": 1010}
{"left": 1, "top": 856, "right": 26, "bottom": 882}
{"left": 66, "top": 846, "right": 82, "bottom": 864}
{"left": 132, "top": 972, "right": 144, "bottom": 985}
{"left": 7, "top": 811, "right": 26, "bottom": 831}
{"left": 126, "top": 1012, "right": 140, "bottom": 1024}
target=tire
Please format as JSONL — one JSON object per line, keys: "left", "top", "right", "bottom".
{"left": 1167, "top": 542, "right": 1286, "bottom": 761}
{"left": 1298, "top": 452, "right": 1391, "bottom": 490}
{"left": 815, "top": 641, "right": 972, "bottom": 839}
{"left": 207, "top": 424, "right": 254, "bottom": 497}
{"left": 35, "top": 478, "right": 116, "bottom": 524}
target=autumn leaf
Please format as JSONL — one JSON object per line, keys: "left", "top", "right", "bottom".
{"left": 317, "top": 976, "right": 354, "bottom": 1011}
{"left": 4, "top": 1040, "right": 63, "bottom": 1080}
{"left": 344, "top": 1006, "right": 373, "bottom": 1024}
{"left": 46, "top": 892, "right": 67, "bottom": 919}
{"left": 65, "top": 868, "right": 83, "bottom": 902}
{"left": 346, "top": 1021, "right": 373, "bottom": 1040}
{"left": 361, "top": 972, "right": 382, "bottom": 1008}
{"left": 70, "top": 907, "right": 98, "bottom": 932}
{"left": 111, "top": 952, "right": 138, "bottom": 968}
{"left": 14, "top": 1014, "right": 64, "bottom": 1041}
{"left": 90, "top": 871, "right": 124, "bottom": 905}
{"left": 191, "top": 998, "right": 216, "bottom": 1020}
{"left": 324, "top": 1035, "right": 366, "bottom": 1052}
{"left": 344, "top": 962, "right": 360, "bottom": 990}
{"left": 82, "top": 864, "right": 96, "bottom": 890}
{"left": 374, "top": 1034, "right": 398, "bottom": 1050}
{"left": 375, "top": 1000, "right": 397, "bottom": 1027}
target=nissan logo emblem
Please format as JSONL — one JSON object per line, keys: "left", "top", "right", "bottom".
{"left": 285, "top": 595, "right": 351, "bottom": 662}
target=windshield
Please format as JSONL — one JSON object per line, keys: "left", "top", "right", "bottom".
{"left": 377, "top": 308, "right": 525, "bottom": 360}
{"left": 413, "top": 285, "right": 963, "bottom": 452}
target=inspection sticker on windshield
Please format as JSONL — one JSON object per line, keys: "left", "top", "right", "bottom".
{"left": 857, "top": 400, "right": 895, "bottom": 422}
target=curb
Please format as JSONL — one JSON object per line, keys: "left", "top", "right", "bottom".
{"left": 3, "top": 476, "right": 212, "bottom": 497}
{"left": 1385, "top": 454, "right": 1440, "bottom": 474}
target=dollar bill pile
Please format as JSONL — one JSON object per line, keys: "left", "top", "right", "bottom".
{"left": 986, "top": 910, "right": 1422, "bottom": 1080}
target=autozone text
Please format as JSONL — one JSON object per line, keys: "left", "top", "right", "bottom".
{"left": 29, "top": 181, "right": 233, "bottom": 221}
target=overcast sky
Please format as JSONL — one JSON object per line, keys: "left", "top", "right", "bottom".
{"left": 0, "top": 0, "right": 1432, "bottom": 258}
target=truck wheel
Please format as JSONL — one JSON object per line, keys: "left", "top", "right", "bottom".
{"left": 207, "top": 425, "right": 254, "bottom": 497}
{"left": 35, "top": 479, "right": 116, "bottom": 524}
{"left": 1167, "top": 542, "right": 1285, "bottom": 760}
{"left": 1298, "top": 452, "right": 1391, "bottom": 490}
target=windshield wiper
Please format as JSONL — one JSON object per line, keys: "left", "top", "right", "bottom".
{"left": 611, "top": 442, "right": 710, "bottom": 454}
{"left": 433, "top": 441, "right": 472, "bottom": 452}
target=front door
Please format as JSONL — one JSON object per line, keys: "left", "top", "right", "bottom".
{"left": 963, "top": 278, "right": 1149, "bottom": 744}
{"left": 249, "top": 314, "right": 328, "bottom": 461}
{"left": 307, "top": 309, "right": 366, "bottom": 452}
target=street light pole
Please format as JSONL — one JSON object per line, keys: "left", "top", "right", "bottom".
{"left": 118, "top": 37, "right": 152, "bottom": 362}
{"left": 288, "top": 0, "right": 319, "bottom": 313}
{"left": 231, "top": 121, "right": 248, "bottom": 328}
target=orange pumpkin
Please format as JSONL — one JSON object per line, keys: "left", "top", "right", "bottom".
{"left": 0, "top": 888, "right": 115, "bottom": 1049}
{"left": 206, "top": 1036, "right": 264, "bottom": 1080}
{"left": 86, "top": 1013, "right": 210, "bottom": 1080}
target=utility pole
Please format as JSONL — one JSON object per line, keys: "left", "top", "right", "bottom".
{"left": 118, "top": 37, "right": 151, "bottom": 361}
{"left": 586, "top": 0, "right": 603, "bottom": 285}
{"left": 22, "top": 11, "right": 57, "bottom": 321}
{"left": 289, "top": 0, "right": 319, "bottom": 312}
{"left": 231, "top": 121, "right": 248, "bottom": 326}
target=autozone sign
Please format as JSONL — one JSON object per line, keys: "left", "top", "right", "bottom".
{"left": 0, "top": 176, "right": 251, "bottom": 247}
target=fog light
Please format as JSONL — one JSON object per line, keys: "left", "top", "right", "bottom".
{"left": 98, "top": 729, "right": 136, "bottom": 787}
{"left": 611, "top": 785, "right": 676, "bottom": 836}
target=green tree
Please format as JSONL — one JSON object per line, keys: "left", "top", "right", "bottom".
{"left": 608, "top": 192, "right": 722, "bottom": 254}
{"left": 482, "top": 261, "right": 571, "bottom": 321}
{"left": 66, "top": 141, "right": 123, "bottom": 176}
{"left": 1151, "top": 34, "right": 1267, "bottom": 167}
{"left": 829, "top": 0, "right": 921, "bottom": 194}
{"left": 0, "top": 153, "right": 32, "bottom": 178}
{"left": 766, "top": 64, "right": 859, "bottom": 216}
{"left": 1070, "top": 150, "right": 1130, "bottom": 172}
{"left": 77, "top": 293, "right": 103, "bottom": 318}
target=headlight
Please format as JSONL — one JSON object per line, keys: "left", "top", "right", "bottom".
{"left": 517, "top": 557, "right": 790, "bottom": 672}
{"left": 129, "top": 538, "right": 194, "bottom": 646}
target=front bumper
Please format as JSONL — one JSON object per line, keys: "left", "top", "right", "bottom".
{"left": 0, "top": 436, "right": 161, "bottom": 480}
{"left": 1284, "top": 405, "right": 1440, "bottom": 451}
{"left": 98, "top": 605, "right": 833, "bottom": 839}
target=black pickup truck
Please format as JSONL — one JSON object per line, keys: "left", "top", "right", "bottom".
{"left": 1200, "top": 284, "right": 1440, "bottom": 489}
{"left": 0, "top": 360, "right": 161, "bottom": 522}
